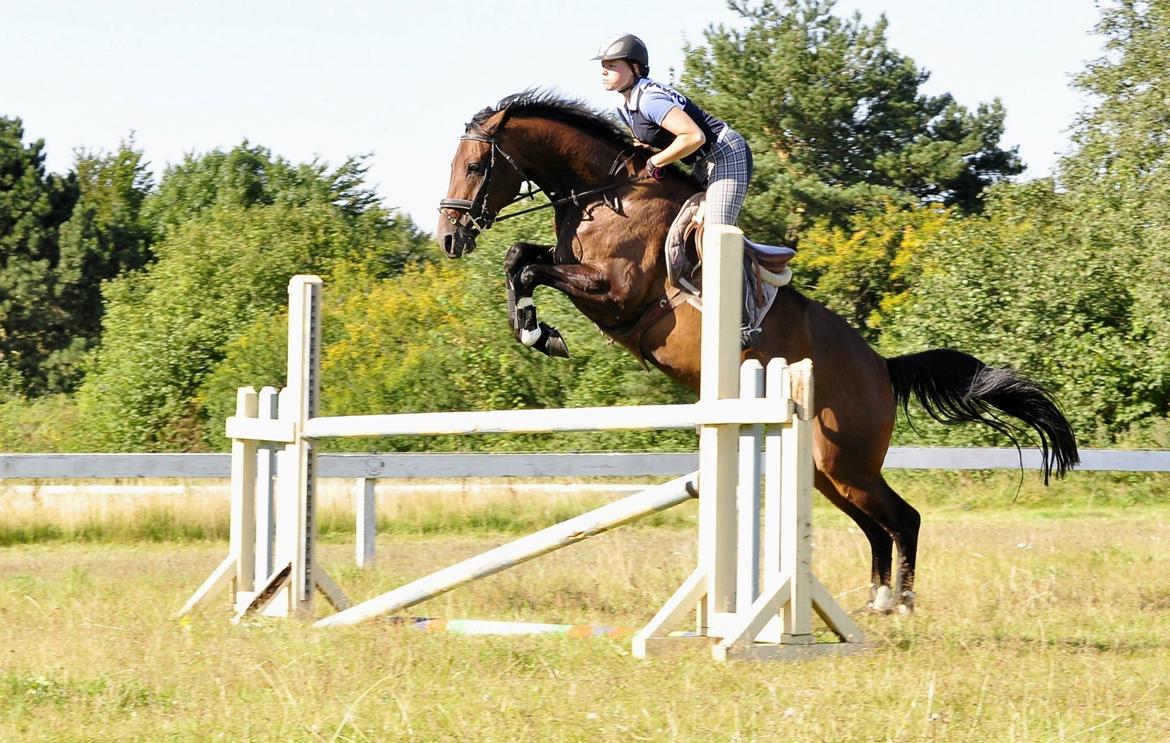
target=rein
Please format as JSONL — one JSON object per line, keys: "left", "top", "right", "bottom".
{"left": 438, "top": 128, "right": 644, "bottom": 231}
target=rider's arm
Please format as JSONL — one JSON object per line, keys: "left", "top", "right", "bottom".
{"left": 648, "top": 107, "right": 706, "bottom": 168}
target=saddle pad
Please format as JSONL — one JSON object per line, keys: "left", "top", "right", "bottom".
{"left": 666, "top": 193, "right": 796, "bottom": 289}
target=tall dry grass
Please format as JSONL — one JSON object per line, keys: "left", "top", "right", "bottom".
{"left": 2, "top": 489, "right": 1168, "bottom": 741}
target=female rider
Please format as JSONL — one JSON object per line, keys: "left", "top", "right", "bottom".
{"left": 594, "top": 33, "right": 753, "bottom": 228}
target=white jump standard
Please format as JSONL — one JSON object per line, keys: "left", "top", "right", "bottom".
{"left": 179, "top": 225, "right": 865, "bottom": 661}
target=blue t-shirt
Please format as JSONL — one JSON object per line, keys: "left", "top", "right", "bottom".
{"left": 617, "top": 78, "right": 726, "bottom": 164}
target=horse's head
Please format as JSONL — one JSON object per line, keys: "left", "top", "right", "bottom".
{"left": 437, "top": 113, "right": 524, "bottom": 258}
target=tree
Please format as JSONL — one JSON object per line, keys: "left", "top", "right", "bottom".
{"left": 202, "top": 207, "right": 696, "bottom": 453}
{"left": 140, "top": 142, "right": 432, "bottom": 273}
{"left": 794, "top": 202, "right": 952, "bottom": 341}
{"left": 48, "top": 140, "right": 156, "bottom": 392}
{"left": 77, "top": 203, "right": 377, "bottom": 450}
{"left": 76, "top": 141, "right": 434, "bottom": 450}
{"left": 880, "top": 180, "right": 1155, "bottom": 445}
{"left": 1055, "top": 0, "right": 1170, "bottom": 439}
{"left": 680, "top": 0, "right": 1022, "bottom": 242}
{"left": 0, "top": 116, "right": 79, "bottom": 396}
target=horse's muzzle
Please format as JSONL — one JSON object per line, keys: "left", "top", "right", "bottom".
{"left": 439, "top": 223, "right": 477, "bottom": 259}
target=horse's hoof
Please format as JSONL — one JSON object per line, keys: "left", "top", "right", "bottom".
{"left": 869, "top": 585, "right": 897, "bottom": 614}
{"left": 539, "top": 323, "right": 570, "bottom": 358}
{"left": 528, "top": 325, "right": 568, "bottom": 358}
{"left": 897, "top": 590, "right": 916, "bottom": 616}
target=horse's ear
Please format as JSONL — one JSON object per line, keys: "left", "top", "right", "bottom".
{"left": 479, "top": 108, "right": 510, "bottom": 135}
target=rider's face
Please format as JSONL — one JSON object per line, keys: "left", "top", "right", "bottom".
{"left": 600, "top": 59, "right": 636, "bottom": 92}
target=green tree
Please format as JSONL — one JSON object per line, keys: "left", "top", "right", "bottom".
{"left": 141, "top": 142, "right": 432, "bottom": 273}
{"left": 795, "top": 202, "right": 952, "bottom": 340}
{"left": 0, "top": 116, "right": 79, "bottom": 396}
{"left": 1056, "top": 0, "right": 1170, "bottom": 440}
{"left": 47, "top": 140, "right": 156, "bottom": 392}
{"left": 881, "top": 181, "right": 1150, "bottom": 445}
{"left": 202, "top": 206, "right": 694, "bottom": 453}
{"left": 681, "top": 0, "right": 1022, "bottom": 242}
{"left": 77, "top": 202, "right": 385, "bottom": 450}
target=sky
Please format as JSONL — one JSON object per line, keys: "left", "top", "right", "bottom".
{"left": 2, "top": 0, "right": 1106, "bottom": 233}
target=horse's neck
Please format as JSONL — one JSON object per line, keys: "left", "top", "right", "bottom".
{"left": 505, "top": 119, "right": 621, "bottom": 197}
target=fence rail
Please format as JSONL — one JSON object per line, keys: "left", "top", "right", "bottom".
{"left": 2, "top": 448, "right": 1169, "bottom": 480}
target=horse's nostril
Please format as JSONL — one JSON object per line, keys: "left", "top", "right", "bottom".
{"left": 443, "top": 233, "right": 457, "bottom": 256}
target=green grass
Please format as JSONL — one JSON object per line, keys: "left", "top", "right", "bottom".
{"left": 2, "top": 493, "right": 1169, "bottom": 741}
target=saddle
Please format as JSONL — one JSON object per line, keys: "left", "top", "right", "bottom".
{"left": 666, "top": 192, "right": 796, "bottom": 295}
{"left": 606, "top": 193, "right": 797, "bottom": 364}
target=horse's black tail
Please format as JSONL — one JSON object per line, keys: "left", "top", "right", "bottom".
{"left": 886, "top": 349, "right": 1080, "bottom": 483}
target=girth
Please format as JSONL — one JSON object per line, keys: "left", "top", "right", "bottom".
{"left": 599, "top": 286, "right": 696, "bottom": 368}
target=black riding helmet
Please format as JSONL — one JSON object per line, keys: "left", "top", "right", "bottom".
{"left": 592, "top": 33, "right": 649, "bottom": 76}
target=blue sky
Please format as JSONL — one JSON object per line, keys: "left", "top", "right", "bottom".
{"left": 2, "top": 0, "right": 1105, "bottom": 232}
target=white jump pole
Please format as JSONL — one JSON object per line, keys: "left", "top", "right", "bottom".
{"left": 315, "top": 471, "right": 699, "bottom": 628}
{"left": 632, "top": 225, "right": 743, "bottom": 655}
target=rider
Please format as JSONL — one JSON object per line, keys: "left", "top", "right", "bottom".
{"left": 594, "top": 33, "right": 752, "bottom": 228}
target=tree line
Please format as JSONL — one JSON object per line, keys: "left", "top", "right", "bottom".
{"left": 1, "top": 0, "right": 1167, "bottom": 453}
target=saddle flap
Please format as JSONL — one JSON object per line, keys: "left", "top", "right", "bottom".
{"left": 666, "top": 192, "right": 707, "bottom": 288}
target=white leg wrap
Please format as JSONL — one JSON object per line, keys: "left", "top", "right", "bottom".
{"left": 520, "top": 326, "right": 542, "bottom": 347}
{"left": 515, "top": 297, "right": 535, "bottom": 309}
{"left": 898, "top": 590, "right": 916, "bottom": 615}
{"left": 871, "top": 585, "right": 897, "bottom": 613}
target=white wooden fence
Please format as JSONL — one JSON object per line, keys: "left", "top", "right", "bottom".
{"left": 4, "top": 447, "right": 1169, "bottom": 480}
{"left": 12, "top": 448, "right": 1160, "bottom": 574}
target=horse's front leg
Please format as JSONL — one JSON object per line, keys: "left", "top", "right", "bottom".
{"left": 504, "top": 242, "right": 571, "bottom": 357}
{"left": 513, "top": 260, "right": 619, "bottom": 358}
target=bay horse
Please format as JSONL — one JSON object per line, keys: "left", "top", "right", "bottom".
{"left": 437, "top": 91, "right": 1079, "bottom": 614}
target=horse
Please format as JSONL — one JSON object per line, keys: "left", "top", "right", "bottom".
{"left": 436, "top": 91, "right": 1079, "bottom": 614}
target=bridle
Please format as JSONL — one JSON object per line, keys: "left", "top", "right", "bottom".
{"left": 438, "top": 128, "right": 528, "bottom": 234}
{"left": 438, "top": 124, "right": 646, "bottom": 235}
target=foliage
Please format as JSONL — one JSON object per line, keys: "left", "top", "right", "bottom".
{"left": 877, "top": 180, "right": 1150, "bottom": 444}
{"left": 76, "top": 204, "right": 380, "bottom": 450}
{"left": 143, "top": 143, "right": 375, "bottom": 234}
{"left": 202, "top": 208, "right": 695, "bottom": 453}
{"left": 0, "top": 394, "right": 89, "bottom": 452}
{"left": 882, "top": 0, "right": 1170, "bottom": 445}
{"left": 680, "top": 0, "right": 1022, "bottom": 242}
{"left": 70, "top": 139, "right": 432, "bottom": 451}
{"left": 1057, "top": 0, "right": 1170, "bottom": 433}
{"left": 0, "top": 117, "right": 79, "bottom": 396}
{"left": 139, "top": 142, "right": 435, "bottom": 275}
{"left": 48, "top": 141, "right": 156, "bottom": 392}
{"left": 795, "top": 202, "right": 952, "bottom": 340}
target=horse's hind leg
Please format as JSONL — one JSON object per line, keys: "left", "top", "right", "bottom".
{"left": 827, "top": 473, "right": 921, "bottom": 614}
{"left": 815, "top": 471, "right": 896, "bottom": 612}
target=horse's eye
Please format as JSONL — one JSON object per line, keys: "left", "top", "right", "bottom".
{"left": 467, "top": 163, "right": 483, "bottom": 175}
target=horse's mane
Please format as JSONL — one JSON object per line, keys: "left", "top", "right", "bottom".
{"left": 471, "top": 89, "right": 634, "bottom": 148}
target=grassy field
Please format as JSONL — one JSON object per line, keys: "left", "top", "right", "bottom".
{"left": 2, "top": 474, "right": 1169, "bottom": 741}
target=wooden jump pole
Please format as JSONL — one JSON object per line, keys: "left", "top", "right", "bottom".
{"left": 314, "top": 471, "right": 699, "bottom": 628}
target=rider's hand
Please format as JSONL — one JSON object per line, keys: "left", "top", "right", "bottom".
{"left": 643, "top": 160, "right": 664, "bottom": 181}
